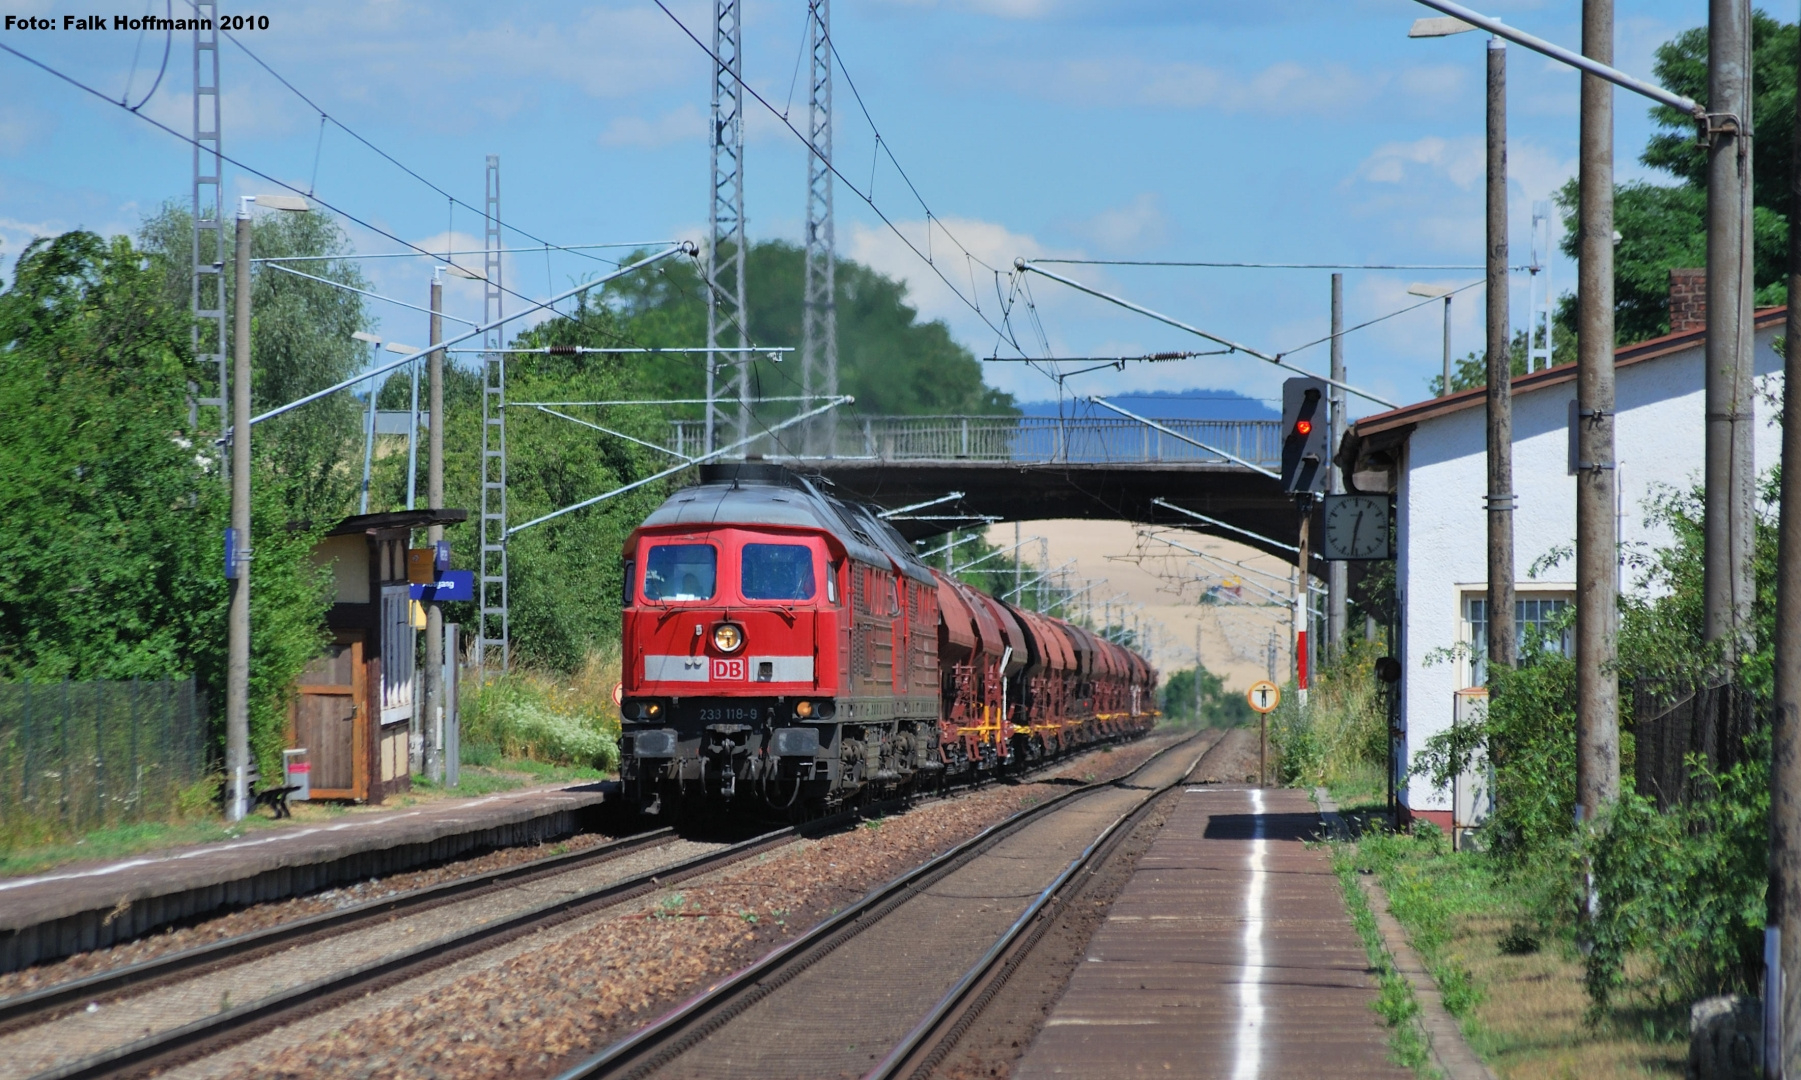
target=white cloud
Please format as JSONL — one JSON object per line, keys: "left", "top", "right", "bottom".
{"left": 872, "top": 0, "right": 1068, "bottom": 18}
{"left": 600, "top": 104, "right": 705, "bottom": 148}
{"left": 1355, "top": 136, "right": 1485, "bottom": 190}
{"left": 1069, "top": 193, "right": 1168, "bottom": 253}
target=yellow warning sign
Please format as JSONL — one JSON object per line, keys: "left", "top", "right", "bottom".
{"left": 1246, "top": 680, "right": 1282, "bottom": 714}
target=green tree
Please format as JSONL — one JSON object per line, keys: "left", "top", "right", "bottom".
{"left": 1160, "top": 663, "right": 1251, "bottom": 726}
{"left": 137, "top": 202, "right": 371, "bottom": 524}
{"left": 1557, "top": 13, "right": 1795, "bottom": 344}
{"left": 599, "top": 241, "right": 1016, "bottom": 426}
{"left": 0, "top": 232, "right": 331, "bottom": 780}
{"left": 383, "top": 297, "right": 676, "bottom": 670}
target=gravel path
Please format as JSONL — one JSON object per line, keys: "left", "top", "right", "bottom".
{"left": 167, "top": 732, "right": 1186, "bottom": 1080}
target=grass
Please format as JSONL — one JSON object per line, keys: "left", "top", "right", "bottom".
{"left": 1335, "top": 807, "right": 1686, "bottom": 1079}
{"left": 1330, "top": 840, "right": 1436, "bottom": 1075}
{"left": 0, "top": 800, "right": 350, "bottom": 878}
{"left": 0, "top": 756, "right": 609, "bottom": 878}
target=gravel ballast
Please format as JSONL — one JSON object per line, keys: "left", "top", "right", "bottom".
{"left": 197, "top": 733, "right": 1193, "bottom": 1080}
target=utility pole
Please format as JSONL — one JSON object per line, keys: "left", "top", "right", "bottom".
{"left": 1487, "top": 35, "right": 1517, "bottom": 677}
{"left": 1575, "top": 0, "right": 1620, "bottom": 822}
{"left": 1194, "top": 623, "right": 1202, "bottom": 724}
{"left": 424, "top": 270, "right": 445, "bottom": 782}
{"left": 1328, "top": 274, "right": 1347, "bottom": 660}
{"left": 225, "top": 200, "right": 253, "bottom": 823}
{"left": 801, "top": 0, "right": 838, "bottom": 457}
{"left": 1703, "top": 0, "right": 1757, "bottom": 680}
{"left": 1766, "top": 26, "right": 1801, "bottom": 1076}
{"left": 705, "top": 0, "right": 750, "bottom": 455}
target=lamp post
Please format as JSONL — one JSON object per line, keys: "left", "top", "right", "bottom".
{"left": 1408, "top": 283, "right": 1456, "bottom": 396}
{"left": 226, "top": 193, "right": 309, "bottom": 824}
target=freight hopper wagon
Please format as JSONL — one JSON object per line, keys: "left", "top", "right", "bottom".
{"left": 617, "top": 464, "right": 1157, "bottom": 818}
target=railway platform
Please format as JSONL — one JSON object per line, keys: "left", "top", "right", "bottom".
{"left": 0, "top": 780, "right": 610, "bottom": 973}
{"left": 1015, "top": 784, "right": 1409, "bottom": 1079}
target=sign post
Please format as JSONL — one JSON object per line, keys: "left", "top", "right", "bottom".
{"left": 1247, "top": 680, "right": 1282, "bottom": 788}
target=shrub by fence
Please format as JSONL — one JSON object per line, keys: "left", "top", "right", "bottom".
{"left": 0, "top": 678, "right": 209, "bottom": 834}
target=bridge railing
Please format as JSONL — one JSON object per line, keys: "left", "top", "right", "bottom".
{"left": 667, "top": 416, "right": 1282, "bottom": 467}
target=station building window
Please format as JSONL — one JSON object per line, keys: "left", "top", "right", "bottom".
{"left": 1462, "top": 591, "right": 1572, "bottom": 687}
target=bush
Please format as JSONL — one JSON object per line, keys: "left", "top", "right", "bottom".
{"left": 1268, "top": 639, "right": 1387, "bottom": 789}
{"left": 460, "top": 650, "right": 621, "bottom": 772}
{"left": 1585, "top": 739, "right": 1769, "bottom": 1010}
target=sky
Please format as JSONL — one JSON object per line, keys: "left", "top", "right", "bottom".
{"left": 0, "top": 0, "right": 1716, "bottom": 421}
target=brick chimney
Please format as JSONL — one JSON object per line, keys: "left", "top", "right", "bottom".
{"left": 1669, "top": 268, "right": 1706, "bottom": 334}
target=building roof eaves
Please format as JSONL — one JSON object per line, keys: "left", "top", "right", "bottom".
{"left": 1349, "top": 306, "right": 1786, "bottom": 440}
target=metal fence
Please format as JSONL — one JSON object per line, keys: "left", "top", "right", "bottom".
{"left": 0, "top": 678, "right": 209, "bottom": 832}
{"left": 1630, "top": 680, "right": 1761, "bottom": 810}
{"left": 668, "top": 415, "right": 1282, "bottom": 468}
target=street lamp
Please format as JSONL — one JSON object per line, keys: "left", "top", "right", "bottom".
{"left": 226, "top": 193, "right": 310, "bottom": 823}
{"left": 1408, "top": 283, "right": 1455, "bottom": 396}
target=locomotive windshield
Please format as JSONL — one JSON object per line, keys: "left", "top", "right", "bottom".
{"left": 741, "top": 543, "right": 815, "bottom": 601}
{"left": 643, "top": 544, "right": 717, "bottom": 601}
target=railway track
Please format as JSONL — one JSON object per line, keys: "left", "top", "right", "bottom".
{"left": 2, "top": 825, "right": 789, "bottom": 1080}
{"left": 4, "top": 734, "right": 1163, "bottom": 1080}
{"left": 559, "top": 726, "right": 1225, "bottom": 1080}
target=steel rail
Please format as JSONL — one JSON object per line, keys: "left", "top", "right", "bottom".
{"left": 24, "top": 826, "right": 802, "bottom": 1080}
{"left": 556, "top": 728, "right": 1216, "bottom": 1080}
{"left": 868, "top": 746, "right": 1216, "bottom": 1080}
{"left": 0, "top": 827, "right": 674, "bottom": 1036}
{"left": 18, "top": 732, "right": 1155, "bottom": 1079}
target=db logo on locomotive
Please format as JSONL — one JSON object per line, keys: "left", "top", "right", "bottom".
{"left": 711, "top": 657, "right": 746, "bottom": 681}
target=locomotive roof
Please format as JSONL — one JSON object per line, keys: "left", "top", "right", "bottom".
{"left": 639, "top": 463, "right": 934, "bottom": 585}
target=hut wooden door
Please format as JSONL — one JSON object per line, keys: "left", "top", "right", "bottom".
{"left": 293, "top": 634, "right": 364, "bottom": 798}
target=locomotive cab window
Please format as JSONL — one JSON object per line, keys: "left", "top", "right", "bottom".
{"left": 741, "top": 543, "right": 816, "bottom": 601}
{"left": 827, "top": 560, "right": 841, "bottom": 605}
{"left": 620, "top": 560, "right": 633, "bottom": 607}
{"left": 643, "top": 544, "right": 717, "bottom": 601}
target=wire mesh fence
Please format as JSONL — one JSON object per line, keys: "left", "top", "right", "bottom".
{"left": 1630, "top": 679, "right": 1762, "bottom": 810}
{"left": 0, "top": 678, "right": 210, "bottom": 833}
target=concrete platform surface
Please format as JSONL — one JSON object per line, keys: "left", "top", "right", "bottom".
{"left": 1016, "top": 785, "right": 1408, "bottom": 1079}
{"left": 0, "top": 782, "right": 609, "bottom": 972}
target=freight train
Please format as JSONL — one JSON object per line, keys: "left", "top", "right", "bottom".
{"left": 616, "top": 463, "right": 1158, "bottom": 817}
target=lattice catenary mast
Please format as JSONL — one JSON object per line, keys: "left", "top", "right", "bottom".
{"left": 477, "top": 155, "right": 510, "bottom": 673}
{"left": 192, "top": 4, "right": 225, "bottom": 474}
{"left": 800, "top": 0, "right": 838, "bottom": 456}
{"left": 705, "top": 0, "right": 750, "bottom": 454}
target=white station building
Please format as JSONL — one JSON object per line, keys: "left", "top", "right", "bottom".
{"left": 1339, "top": 283, "right": 1784, "bottom": 830}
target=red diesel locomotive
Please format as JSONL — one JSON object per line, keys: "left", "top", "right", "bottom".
{"left": 617, "top": 463, "right": 1158, "bottom": 816}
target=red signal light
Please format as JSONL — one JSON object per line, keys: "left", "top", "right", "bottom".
{"left": 1294, "top": 419, "right": 1312, "bottom": 436}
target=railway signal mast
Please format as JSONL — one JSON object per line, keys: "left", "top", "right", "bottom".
{"left": 705, "top": 0, "right": 751, "bottom": 455}
{"left": 801, "top": 0, "right": 838, "bottom": 457}
{"left": 478, "top": 156, "right": 509, "bottom": 674}
{"left": 192, "top": 5, "right": 225, "bottom": 474}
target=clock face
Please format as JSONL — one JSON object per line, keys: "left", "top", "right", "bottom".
{"left": 1322, "top": 495, "right": 1391, "bottom": 560}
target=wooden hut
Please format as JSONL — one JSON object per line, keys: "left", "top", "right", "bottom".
{"left": 292, "top": 509, "right": 466, "bottom": 804}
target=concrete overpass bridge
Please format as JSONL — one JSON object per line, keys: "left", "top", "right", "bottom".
{"left": 668, "top": 414, "right": 1307, "bottom": 565}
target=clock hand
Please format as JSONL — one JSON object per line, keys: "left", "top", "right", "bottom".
{"left": 1351, "top": 511, "right": 1364, "bottom": 550}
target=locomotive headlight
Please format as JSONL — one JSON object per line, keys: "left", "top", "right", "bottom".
{"left": 712, "top": 623, "right": 744, "bottom": 653}
{"left": 795, "top": 700, "right": 814, "bottom": 718}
